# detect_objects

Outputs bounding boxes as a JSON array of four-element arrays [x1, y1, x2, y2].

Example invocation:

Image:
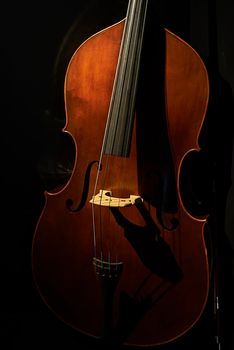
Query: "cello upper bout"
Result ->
[[165, 28, 209, 162]]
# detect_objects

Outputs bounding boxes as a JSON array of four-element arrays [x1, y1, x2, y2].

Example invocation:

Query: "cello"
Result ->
[[32, 0, 210, 347]]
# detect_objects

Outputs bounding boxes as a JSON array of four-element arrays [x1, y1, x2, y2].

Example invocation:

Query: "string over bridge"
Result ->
[[89, 190, 143, 207]]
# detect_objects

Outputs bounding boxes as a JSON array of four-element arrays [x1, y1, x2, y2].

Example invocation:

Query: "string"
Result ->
[[91, 0, 149, 264]]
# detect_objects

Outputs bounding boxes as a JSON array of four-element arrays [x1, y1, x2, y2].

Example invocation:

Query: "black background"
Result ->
[[1, 0, 234, 349]]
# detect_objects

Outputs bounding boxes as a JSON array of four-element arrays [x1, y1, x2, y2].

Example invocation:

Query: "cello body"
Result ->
[[32, 9, 210, 348]]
